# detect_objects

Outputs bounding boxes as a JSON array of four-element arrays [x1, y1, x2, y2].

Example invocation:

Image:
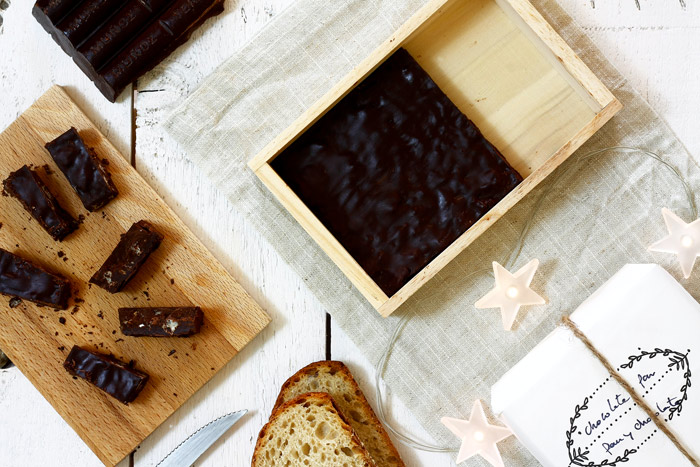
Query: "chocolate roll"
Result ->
[[45, 128, 119, 211], [77, 0, 173, 71], [273, 48, 522, 296], [0, 249, 72, 309], [90, 220, 163, 293], [63, 346, 149, 404], [3, 165, 78, 241], [100, 0, 224, 102], [119, 307, 204, 337]]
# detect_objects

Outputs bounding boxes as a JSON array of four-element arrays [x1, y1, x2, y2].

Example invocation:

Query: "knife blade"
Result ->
[[156, 410, 247, 467]]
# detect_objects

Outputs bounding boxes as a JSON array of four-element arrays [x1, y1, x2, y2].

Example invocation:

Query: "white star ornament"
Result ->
[[441, 400, 513, 467], [474, 259, 545, 330], [648, 208, 700, 279]]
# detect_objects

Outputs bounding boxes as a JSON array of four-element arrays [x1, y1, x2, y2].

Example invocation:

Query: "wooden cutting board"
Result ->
[[0, 86, 270, 466]]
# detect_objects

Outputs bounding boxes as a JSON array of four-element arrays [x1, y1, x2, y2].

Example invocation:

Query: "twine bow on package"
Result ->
[[164, 0, 700, 464]]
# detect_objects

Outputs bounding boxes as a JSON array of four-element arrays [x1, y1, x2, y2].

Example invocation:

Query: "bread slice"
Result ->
[[252, 392, 376, 467], [273, 361, 405, 467]]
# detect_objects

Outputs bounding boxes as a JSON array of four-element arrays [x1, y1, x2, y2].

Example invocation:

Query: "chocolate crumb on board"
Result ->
[[71, 306, 79, 315], [97, 310, 104, 319], [167, 349, 176, 356], [58, 346, 65, 351], [170, 278, 174, 285], [9, 297, 22, 308], [74, 298, 84, 303], [115, 338, 124, 343], [59, 317, 66, 324], [57, 251, 65, 258], [0, 222, 3, 229]]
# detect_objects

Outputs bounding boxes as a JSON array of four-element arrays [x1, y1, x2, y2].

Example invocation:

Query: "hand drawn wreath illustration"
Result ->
[[566, 348, 691, 466]]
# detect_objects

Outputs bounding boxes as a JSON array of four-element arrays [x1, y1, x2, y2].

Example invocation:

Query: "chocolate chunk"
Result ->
[[32, 0, 225, 102], [45, 128, 119, 211], [119, 307, 203, 337], [63, 346, 149, 404], [272, 49, 522, 296], [0, 249, 71, 309], [3, 165, 78, 241], [90, 220, 163, 293]]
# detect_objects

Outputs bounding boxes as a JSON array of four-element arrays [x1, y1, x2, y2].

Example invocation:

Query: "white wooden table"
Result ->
[[0, 1, 698, 465]]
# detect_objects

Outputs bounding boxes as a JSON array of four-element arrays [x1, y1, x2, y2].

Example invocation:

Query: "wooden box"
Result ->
[[248, 0, 621, 317]]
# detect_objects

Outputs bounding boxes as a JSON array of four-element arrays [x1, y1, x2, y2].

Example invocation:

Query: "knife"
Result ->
[[156, 410, 248, 467]]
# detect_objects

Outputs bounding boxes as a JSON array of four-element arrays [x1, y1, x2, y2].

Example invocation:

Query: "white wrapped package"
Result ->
[[492, 264, 699, 467]]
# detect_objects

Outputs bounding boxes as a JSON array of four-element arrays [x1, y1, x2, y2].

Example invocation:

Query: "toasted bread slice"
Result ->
[[274, 361, 405, 467], [253, 392, 376, 467]]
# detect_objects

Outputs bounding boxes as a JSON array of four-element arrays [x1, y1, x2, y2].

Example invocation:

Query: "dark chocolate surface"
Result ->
[[0, 249, 71, 309], [34, 0, 75, 23], [32, 0, 225, 102], [77, 0, 172, 70], [63, 346, 149, 404], [3, 165, 78, 241], [45, 128, 119, 211], [272, 49, 522, 296], [57, 0, 129, 47], [101, 0, 225, 99], [90, 220, 163, 293], [119, 307, 204, 337]]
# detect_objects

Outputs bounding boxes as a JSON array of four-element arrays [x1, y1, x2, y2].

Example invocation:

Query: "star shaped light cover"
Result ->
[[648, 208, 700, 278], [475, 259, 545, 330], [441, 400, 513, 466]]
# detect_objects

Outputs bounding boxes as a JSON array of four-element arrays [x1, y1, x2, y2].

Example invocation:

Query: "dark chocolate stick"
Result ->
[[90, 220, 163, 293], [100, 0, 224, 102], [64, 346, 149, 404], [45, 128, 119, 211], [0, 249, 72, 309], [77, 0, 173, 71], [3, 165, 78, 241], [56, 0, 130, 48], [119, 307, 204, 337]]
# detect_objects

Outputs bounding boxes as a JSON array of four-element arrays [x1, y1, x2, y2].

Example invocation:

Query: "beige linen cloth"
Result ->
[[164, 0, 700, 464]]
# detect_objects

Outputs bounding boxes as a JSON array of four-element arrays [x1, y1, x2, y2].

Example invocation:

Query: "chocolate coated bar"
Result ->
[[273, 49, 523, 296], [90, 220, 163, 293], [63, 346, 149, 404], [3, 165, 78, 241], [119, 307, 204, 337], [0, 249, 72, 309], [45, 128, 119, 211], [33, 0, 225, 102]]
